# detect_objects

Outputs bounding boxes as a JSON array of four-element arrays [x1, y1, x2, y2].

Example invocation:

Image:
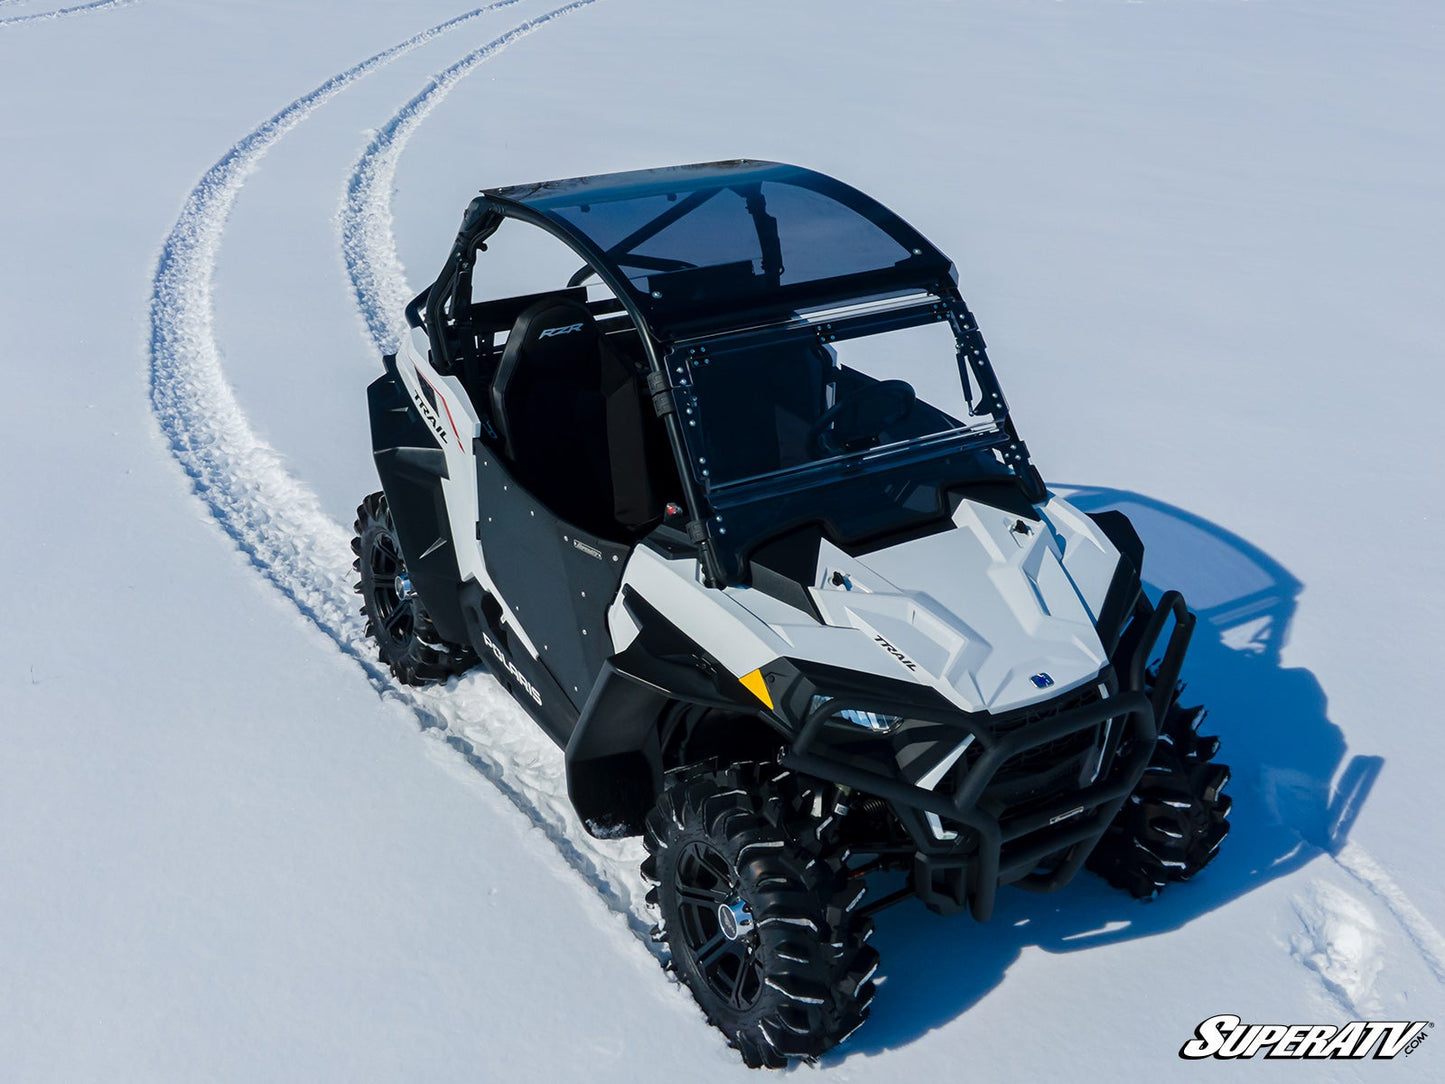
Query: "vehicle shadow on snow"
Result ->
[[832, 485, 1384, 1061]]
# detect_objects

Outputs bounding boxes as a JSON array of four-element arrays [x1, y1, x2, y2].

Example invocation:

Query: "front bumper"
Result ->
[[779, 590, 1196, 919]]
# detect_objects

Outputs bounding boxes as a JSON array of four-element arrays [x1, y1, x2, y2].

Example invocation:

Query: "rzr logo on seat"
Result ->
[[537, 323, 585, 339]]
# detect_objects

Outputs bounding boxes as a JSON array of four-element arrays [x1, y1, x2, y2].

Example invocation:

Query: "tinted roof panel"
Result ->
[[486, 161, 953, 339]]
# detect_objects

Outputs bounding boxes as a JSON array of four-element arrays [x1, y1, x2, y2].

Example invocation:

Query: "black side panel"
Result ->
[[565, 661, 673, 834], [476, 451, 629, 712], [1087, 510, 1144, 575], [1087, 510, 1145, 653], [750, 523, 822, 584], [745, 526, 824, 619], [368, 371, 468, 644], [457, 580, 579, 745]]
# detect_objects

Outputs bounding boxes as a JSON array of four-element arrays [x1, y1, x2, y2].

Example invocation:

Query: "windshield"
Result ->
[[672, 302, 1004, 495], [662, 296, 1031, 583]]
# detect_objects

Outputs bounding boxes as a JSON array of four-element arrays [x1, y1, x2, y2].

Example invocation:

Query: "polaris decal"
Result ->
[[481, 631, 542, 706], [872, 634, 917, 672], [571, 538, 603, 559], [537, 322, 585, 339], [1179, 1015, 1432, 1060]]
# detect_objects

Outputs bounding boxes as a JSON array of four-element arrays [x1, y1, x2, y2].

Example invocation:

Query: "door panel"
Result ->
[[476, 453, 629, 714]]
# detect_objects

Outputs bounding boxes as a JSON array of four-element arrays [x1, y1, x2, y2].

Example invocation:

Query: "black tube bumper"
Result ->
[[779, 590, 1196, 920]]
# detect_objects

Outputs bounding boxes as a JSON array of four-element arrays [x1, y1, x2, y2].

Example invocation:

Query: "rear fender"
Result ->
[[368, 365, 469, 644]]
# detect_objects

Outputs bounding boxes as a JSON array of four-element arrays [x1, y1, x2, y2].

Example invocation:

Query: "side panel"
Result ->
[[475, 452, 629, 712], [391, 337, 490, 608], [564, 661, 672, 834], [567, 588, 786, 835], [367, 369, 468, 644], [1040, 494, 1142, 652], [1037, 494, 1124, 623], [457, 580, 578, 744]]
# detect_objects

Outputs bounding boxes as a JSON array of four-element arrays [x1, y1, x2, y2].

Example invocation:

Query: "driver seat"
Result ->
[[490, 296, 613, 533], [489, 296, 661, 537]]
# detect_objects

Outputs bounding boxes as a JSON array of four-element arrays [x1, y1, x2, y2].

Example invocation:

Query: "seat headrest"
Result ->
[[512, 298, 598, 367], [490, 296, 601, 459]]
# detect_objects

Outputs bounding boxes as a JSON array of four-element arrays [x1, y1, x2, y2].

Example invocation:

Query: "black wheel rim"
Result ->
[[673, 841, 763, 1011], [368, 528, 415, 645]]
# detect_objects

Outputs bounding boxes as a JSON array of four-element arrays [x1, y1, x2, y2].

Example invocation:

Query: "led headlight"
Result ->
[[809, 695, 904, 734]]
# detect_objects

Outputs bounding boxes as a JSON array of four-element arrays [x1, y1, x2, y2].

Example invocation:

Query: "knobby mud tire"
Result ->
[[352, 491, 477, 686], [1087, 683, 1231, 899], [642, 764, 878, 1068]]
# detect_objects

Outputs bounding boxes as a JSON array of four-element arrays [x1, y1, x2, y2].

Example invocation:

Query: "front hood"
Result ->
[[805, 499, 1108, 714]]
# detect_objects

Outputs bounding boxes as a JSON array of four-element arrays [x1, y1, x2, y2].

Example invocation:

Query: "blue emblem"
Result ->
[[1030, 673, 1055, 689]]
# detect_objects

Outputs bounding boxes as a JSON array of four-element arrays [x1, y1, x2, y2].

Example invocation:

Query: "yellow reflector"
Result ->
[[739, 668, 774, 710]]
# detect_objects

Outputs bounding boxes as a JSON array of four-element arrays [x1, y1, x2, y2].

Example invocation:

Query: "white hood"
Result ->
[[804, 499, 1109, 714]]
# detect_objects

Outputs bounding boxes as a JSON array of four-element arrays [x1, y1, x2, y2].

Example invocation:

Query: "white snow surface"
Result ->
[[2, 0, 1443, 1079]]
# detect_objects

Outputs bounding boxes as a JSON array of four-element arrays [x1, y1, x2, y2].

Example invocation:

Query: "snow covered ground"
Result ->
[[2, 0, 1442, 1078]]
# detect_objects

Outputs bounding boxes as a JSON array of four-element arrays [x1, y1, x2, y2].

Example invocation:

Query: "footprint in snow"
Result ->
[[1289, 882, 1383, 1017]]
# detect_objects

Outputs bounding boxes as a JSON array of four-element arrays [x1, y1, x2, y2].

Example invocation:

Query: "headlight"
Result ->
[[809, 695, 904, 734]]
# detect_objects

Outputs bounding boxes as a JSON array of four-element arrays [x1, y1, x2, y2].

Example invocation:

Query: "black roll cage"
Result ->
[[565, 180, 785, 290], [415, 183, 1045, 587]]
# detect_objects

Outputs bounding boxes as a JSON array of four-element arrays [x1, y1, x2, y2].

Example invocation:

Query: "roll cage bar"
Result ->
[[563, 181, 785, 291], [411, 163, 1046, 586]]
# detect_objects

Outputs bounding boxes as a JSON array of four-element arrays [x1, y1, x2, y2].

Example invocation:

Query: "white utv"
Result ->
[[354, 161, 1230, 1066]]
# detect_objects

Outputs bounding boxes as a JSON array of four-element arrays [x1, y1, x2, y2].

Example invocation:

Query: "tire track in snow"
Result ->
[[149, 1, 527, 663], [1332, 841, 1445, 986], [337, 0, 658, 946], [340, 0, 599, 355], [1283, 845, 1445, 1013], [147, 0, 652, 947], [330, 0, 658, 942], [0, 0, 136, 27]]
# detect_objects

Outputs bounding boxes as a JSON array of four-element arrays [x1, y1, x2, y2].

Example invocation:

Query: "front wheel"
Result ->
[[1086, 682, 1231, 898], [352, 491, 477, 686], [642, 765, 877, 1068]]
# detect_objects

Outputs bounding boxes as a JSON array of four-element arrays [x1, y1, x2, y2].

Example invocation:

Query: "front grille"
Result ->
[[994, 729, 1095, 781], [936, 683, 1109, 815]]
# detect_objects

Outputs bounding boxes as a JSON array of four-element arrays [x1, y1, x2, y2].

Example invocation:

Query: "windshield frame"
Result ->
[[664, 293, 1008, 502], [656, 287, 1044, 582]]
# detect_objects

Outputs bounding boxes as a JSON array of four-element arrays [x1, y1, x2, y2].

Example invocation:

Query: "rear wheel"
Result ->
[[642, 765, 877, 1068], [1086, 682, 1231, 898], [352, 491, 476, 686]]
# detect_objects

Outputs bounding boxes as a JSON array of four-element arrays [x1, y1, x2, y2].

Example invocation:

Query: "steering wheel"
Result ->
[[807, 379, 916, 456]]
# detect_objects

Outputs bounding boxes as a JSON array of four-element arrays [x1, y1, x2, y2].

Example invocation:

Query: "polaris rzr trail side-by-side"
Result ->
[[354, 160, 1230, 1066]]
